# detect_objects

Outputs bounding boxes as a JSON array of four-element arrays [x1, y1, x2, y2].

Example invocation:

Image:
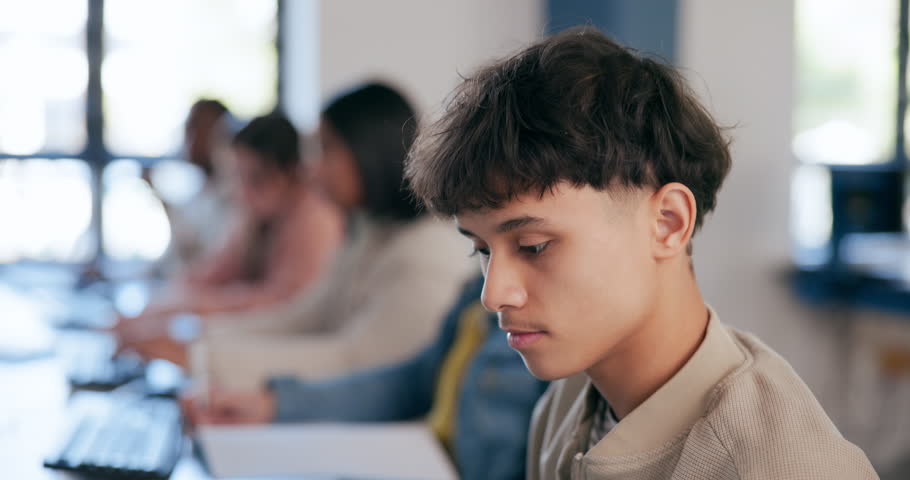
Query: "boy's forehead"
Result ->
[[454, 190, 556, 224], [453, 184, 646, 233], [455, 186, 596, 224]]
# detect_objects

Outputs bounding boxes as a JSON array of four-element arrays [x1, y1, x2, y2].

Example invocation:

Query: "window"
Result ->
[[0, 0, 280, 264], [794, 0, 900, 167], [792, 0, 908, 268], [0, 1, 88, 156], [103, 0, 278, 157], [0, 158, 94, 263]]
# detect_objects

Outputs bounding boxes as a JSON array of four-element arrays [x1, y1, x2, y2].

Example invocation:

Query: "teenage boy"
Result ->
[[405, 27, 877, 479]]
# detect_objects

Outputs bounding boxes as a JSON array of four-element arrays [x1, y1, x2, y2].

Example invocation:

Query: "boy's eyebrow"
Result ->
[[457, 215, 547, 238], [496, 215, 546, 233]]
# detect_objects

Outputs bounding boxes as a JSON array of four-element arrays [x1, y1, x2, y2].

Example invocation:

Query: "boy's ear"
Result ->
[[650, 182, 697, 260]]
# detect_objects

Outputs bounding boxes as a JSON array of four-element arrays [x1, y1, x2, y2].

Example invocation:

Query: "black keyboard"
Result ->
[[71, 353, 146, 389], [57, 331, 146, 389], [44, 392, 183, 479]]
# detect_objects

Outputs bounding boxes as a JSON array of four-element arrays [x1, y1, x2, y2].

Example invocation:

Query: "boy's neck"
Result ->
[[586, 271, 709, 420]]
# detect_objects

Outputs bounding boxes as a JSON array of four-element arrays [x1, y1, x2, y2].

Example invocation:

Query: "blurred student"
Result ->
[[185, 276, 547, 480], [134, 83, 474, 385], [404, 28, 878, 479], [162, 99, 234, 272], [116, 113, 344, 353]]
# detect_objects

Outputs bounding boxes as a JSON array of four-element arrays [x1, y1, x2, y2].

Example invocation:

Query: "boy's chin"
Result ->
[[522, 357, 582, 381]]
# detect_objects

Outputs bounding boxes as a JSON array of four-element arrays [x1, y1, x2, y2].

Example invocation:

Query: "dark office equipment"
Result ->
[[43, 393, 183, 479], [828, 166, 905, 267], [790, 166, 910, 315]]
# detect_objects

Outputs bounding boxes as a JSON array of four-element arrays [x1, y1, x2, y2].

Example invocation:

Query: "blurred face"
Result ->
[[455, 183, 660, 381], [314, 122, 364, 210], [229, 145, 292, 218], [184, 108, 221, 170]]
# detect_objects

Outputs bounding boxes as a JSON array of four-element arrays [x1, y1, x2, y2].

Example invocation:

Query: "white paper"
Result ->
[[197, 422, 457, 480]]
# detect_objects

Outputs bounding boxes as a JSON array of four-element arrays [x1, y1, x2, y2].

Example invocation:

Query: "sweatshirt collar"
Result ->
[[582, 306, 747, 458]]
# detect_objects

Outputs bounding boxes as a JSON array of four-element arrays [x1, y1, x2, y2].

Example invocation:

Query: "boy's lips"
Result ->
[[501, 323, 548, 349], [502, 326, 545, 334], [505, 330, 546, 349]]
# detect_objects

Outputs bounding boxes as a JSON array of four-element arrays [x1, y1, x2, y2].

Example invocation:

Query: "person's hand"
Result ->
[[125, 335, 189, 368], [181, 388, 276, 426], [111, 312, 169, 352], [110, 313, 139, 341]]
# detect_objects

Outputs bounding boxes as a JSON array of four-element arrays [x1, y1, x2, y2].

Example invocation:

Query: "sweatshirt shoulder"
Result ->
[[706, 329, 878, 479]]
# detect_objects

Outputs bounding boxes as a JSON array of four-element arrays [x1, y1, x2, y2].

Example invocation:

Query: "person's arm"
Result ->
[[196, 219, 475, 388], [193, 249, 345, 340], [183, 339, 444, 426], [199, 259, 472, 389], [265, 309, 460, 422], [118, 215, 252, 329], [185, 277, 481, 426], [181, 215, 252, 288], [177, 192, 344, 315], [112, 215, 253, 342]]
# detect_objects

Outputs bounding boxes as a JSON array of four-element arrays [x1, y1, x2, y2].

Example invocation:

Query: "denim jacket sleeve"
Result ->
[[266, 276, 485, 423]]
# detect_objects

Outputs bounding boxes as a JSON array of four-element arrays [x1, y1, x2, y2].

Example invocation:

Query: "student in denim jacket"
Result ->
[[185, 276, 547, 480]]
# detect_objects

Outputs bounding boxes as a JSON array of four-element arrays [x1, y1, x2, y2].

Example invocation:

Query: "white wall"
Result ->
[[679, 0, 794, 265], [284, 0, 544, 130], [679, 1, 798, 342]]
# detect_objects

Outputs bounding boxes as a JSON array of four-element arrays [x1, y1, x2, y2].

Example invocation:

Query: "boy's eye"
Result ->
[[519, 241, 550, 255]]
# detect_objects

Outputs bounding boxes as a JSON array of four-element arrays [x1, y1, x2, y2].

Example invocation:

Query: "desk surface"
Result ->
[[0, 272, 346, 480], [0, 271, 211, 479], [0, 356, 214, 479]]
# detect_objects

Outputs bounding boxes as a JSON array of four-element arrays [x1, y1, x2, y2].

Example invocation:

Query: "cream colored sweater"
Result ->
[[190, 214, 476, 390], [527, 310, 878, 479]]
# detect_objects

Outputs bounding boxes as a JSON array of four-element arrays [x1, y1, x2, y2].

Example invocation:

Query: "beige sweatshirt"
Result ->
[[190, 214, 476, 390], [528, 310, 878, 479]]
